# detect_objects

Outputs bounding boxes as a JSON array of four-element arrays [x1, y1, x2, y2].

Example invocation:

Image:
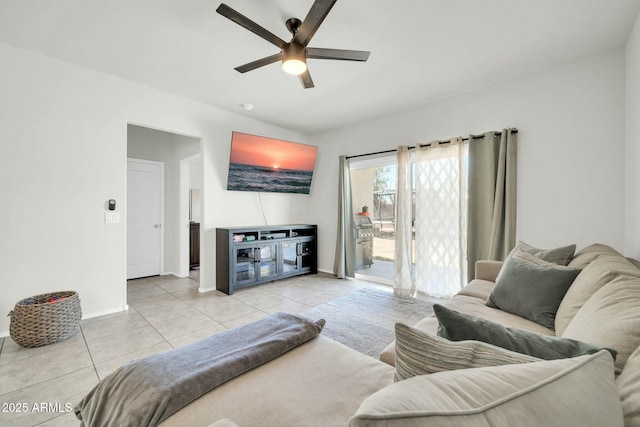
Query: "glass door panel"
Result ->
[[350, 161, 400, 283], [281, 241, 299, 275], [257, 243, 278, 279], [235, 247, 256, 283]]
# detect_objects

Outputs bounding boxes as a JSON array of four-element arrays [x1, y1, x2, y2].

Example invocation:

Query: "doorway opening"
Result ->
[[127, 124, 202, 284], [350, 155, 412, 285]]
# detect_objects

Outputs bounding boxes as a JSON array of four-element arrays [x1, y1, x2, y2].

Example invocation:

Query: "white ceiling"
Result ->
[[1, 0, 639, 135]]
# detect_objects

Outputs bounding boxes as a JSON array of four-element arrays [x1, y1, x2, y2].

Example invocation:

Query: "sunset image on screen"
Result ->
[[229, 132, 317, 172], [226, 132, 318, 194]]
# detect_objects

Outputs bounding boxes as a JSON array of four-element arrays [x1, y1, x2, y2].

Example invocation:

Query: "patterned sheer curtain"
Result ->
[[414, 138, 468, 297], [393, 146, 416, 296]]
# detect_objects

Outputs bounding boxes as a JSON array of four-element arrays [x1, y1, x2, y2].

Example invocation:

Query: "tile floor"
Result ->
[[0, 272, 390, 426]]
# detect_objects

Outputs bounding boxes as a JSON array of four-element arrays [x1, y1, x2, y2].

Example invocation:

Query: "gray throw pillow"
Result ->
[[486, 252, 581, 329], [434, 304, 617, 361], [508, 241, 577, 265]]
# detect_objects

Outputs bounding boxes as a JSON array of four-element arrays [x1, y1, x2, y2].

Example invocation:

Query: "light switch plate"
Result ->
[[105, 212, 120, 224]]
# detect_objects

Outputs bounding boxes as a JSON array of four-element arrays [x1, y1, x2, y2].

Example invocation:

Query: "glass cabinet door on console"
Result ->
[[235, 247, 256, 284], [281, 237, 316, 276], [299, 237, 315, 272], [281, 241, 300, 275], [256, 243, 278, 280], [234, 243, 279, 286]]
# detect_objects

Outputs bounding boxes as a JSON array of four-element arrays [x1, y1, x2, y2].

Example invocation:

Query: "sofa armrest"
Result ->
[[475, 260, 504, 282]]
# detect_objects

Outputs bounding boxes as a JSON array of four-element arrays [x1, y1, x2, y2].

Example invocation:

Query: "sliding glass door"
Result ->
[[350, 155, 409, 283]]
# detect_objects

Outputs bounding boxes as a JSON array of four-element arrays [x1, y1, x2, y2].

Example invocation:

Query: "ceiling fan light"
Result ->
[[282, 43, 307, 75], [282, 58, 307, 75]]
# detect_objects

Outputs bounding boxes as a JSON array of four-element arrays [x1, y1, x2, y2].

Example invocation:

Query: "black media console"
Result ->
[[216, 224, 317, 295]]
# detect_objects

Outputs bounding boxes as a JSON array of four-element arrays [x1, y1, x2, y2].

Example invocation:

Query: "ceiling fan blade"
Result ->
[[307, 47, 370, 62], [299, 69, 315, 89], [293, 0, 337, 47], [216, 3, 287, 49], [234, 53, 282, 73]]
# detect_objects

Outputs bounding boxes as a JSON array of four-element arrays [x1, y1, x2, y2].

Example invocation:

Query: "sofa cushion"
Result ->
[[446, 294, 554, 335], [509, 241, 576, 265], [616, 344, 640, 427], [161, 336, 394, 427], [456, 279, 494, 300], [350, 351, 623, 427], [207, 420, 240, 427], [486, 253, 581, 329], [394, 322, 539, 381], [380, 280, 555, 367], [434, 304, 615, 360], [555, 253, 640, 335], [562, 274, 640, 374], [567, 243, 622, 269]]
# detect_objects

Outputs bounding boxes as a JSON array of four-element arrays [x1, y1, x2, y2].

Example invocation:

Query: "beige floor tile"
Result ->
[[80, 311, 148, 342], [193, 298, 264, 324], [126, 291, 180, 310], [79, 306, 141, 326], [93, 342, 174, 380], [170, 287, 227, 302], [126, 282, 168, 297], [156, 278, 199, 293], [0, 331, 85, 363], [220, 310, 270, 329], [0, 366, 97, 427], [133, 299, 194, 319], [266, 286, 339, 306], [142, 312, 224, 341], [259, 299, 313, 315], [0, 333, 92, 395], [232, 288, 296, 309], [34, 410, 80, 426], [168, 324, 228, 349], [84, 324, 166, 364]]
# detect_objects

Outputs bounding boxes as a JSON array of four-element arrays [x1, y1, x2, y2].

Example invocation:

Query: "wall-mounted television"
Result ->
[[226, 131, 318, 194]]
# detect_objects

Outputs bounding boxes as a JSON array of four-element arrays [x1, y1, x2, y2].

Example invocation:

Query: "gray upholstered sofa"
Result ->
[[144, 244, 640, 426]]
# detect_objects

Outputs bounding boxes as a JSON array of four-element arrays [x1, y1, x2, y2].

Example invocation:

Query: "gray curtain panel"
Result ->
[[467, 129, 517, 280], [334, 155, 356, 278]]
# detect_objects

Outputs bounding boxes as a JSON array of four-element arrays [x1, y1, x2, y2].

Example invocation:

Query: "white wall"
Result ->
[[0, 42, 311, 335], [625, 13, 640, 258], [310, 49, 626, 272], [127, 125, 200, 276]]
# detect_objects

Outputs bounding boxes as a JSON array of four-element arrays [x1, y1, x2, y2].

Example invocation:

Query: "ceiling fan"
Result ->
[[216, 0, 370, 89]]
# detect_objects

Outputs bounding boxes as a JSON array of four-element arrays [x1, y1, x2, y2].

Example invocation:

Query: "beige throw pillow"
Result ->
[[394, 323, 538, 382], [555, 254, 640, 335], [562, 274, 640, 374], [350, 351, 622, 427], [617, 344, 640, 427], [508, 241, 576, 265], [567, 243, 622, 269]]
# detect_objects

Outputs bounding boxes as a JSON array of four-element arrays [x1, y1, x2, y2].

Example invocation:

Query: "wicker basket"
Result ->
[[8, 291, 82, 348]]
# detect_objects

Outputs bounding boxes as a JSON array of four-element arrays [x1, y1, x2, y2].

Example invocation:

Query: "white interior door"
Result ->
[[127, 159, 163, 279]]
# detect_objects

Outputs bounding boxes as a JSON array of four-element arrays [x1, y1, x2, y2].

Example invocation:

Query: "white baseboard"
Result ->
[[0, 306, 129, 338], [162, 271, 188, 279], [82, 305, 129, 321]]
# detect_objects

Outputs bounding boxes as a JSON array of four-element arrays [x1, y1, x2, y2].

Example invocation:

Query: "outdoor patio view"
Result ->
[[351, 162, 414, 283]]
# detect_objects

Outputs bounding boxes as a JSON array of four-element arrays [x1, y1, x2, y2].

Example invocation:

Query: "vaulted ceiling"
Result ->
[[1, 0, 639, 135]]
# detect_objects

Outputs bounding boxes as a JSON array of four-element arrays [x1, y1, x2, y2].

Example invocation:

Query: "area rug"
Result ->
[[302, 288, 434, 358]]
